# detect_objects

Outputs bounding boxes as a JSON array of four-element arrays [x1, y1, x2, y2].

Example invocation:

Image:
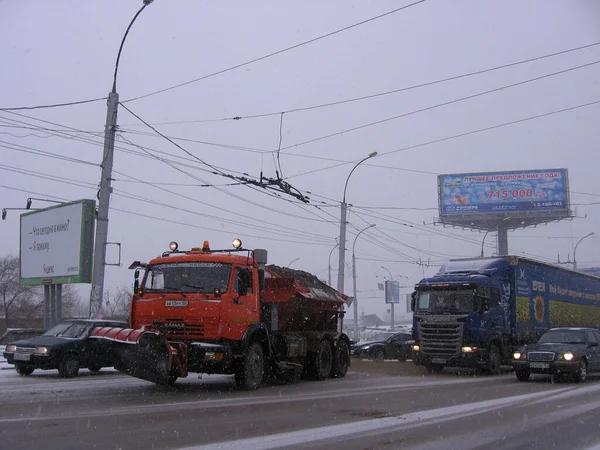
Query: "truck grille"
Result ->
[[418, 322, 463, 357], [148, 317, 219, 339], [527, 352, 555, 362]]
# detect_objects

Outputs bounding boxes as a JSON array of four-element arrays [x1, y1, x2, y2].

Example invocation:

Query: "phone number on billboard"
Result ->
[[533, 201, 564, 208]]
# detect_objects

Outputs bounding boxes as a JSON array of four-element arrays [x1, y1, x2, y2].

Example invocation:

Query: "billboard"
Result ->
[[385, 280, 400, 304], [438, 169, 569, 218], [20, 199, 96, 286]]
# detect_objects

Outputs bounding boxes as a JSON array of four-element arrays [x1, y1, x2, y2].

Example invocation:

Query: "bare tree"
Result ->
[[102, 286, 132, 319], [0, 255, 38, 328]]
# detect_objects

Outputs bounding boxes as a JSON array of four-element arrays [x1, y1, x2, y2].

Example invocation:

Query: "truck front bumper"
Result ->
[[187, 342, 234, 374], [413, 349, 488, 369]]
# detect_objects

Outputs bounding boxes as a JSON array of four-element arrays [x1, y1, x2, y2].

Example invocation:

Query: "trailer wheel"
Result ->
[[235, 342, 264, 390], [331, 340, 350, 378]]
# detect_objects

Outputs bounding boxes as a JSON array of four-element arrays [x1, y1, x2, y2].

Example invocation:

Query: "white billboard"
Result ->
[[20, 199, 95, 285]]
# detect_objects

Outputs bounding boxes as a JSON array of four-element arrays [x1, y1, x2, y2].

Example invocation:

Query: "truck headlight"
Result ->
[[412, 344, 420, 352], [35, 346, 49, 355], [513, 352, 524, 360], [563, 352, 574, 361], [461, 346, 478, 353], [5, 345, 16, 353]]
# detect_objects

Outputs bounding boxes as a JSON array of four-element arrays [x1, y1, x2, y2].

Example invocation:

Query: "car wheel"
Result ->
[[515, 370, 530, 382], [15, 363, 34, 376], [58, 354, 80, 378], [88, 365, 102, 373], [331, 339, 350, 378], [372, 349, 385, 363], [575, 359, 587, 383]]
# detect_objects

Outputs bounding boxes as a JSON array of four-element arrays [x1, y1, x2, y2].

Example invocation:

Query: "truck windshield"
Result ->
[[144, 262, 231, 294], [416, 289, 474, 314]]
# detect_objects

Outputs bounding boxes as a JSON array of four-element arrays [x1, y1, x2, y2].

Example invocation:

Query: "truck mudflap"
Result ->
[[90, 327, 187, 385]]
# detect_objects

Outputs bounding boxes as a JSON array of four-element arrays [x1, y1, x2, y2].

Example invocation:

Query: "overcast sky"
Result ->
[[1, 0, 599, 320]]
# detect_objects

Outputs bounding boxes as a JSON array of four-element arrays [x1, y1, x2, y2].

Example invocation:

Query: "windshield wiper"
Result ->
[[182, 284, 209, 298], [161, 286, 187, 297]]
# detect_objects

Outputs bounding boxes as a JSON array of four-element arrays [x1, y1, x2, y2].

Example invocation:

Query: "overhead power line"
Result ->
[[0, 97, 106, 112], [130, 40, 600, 126], [286, 98, 600, 180], [123, 1, 427, 103], [279, 59, 600, 153]]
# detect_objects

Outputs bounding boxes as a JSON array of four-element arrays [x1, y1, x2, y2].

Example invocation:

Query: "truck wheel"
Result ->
[[15, 363, 34, 376], [426, 364, 444, 374], [58, 354, 80, 378], [483, 344, 502, 375], [575, 359, 587, 383], [372, 348, 385, 363], [310, 340, 333, 380], [331, 340, 350, 378], [515, 370, 530, 382], [235, 342, 264, 390]]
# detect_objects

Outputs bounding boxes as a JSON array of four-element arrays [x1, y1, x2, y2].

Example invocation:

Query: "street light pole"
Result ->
[[337, 152, 377, 295], [352, 224, 375, 342], [89, 0, 154, 318], [328, 241, 339, 287], [381, 265, 394, 329], [573, 232, 594, 270], [287, 257, 300, 268]]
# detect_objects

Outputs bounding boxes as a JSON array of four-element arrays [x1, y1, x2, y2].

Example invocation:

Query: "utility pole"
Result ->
[[337, 152, 377, 295], [89, 1, 154, 318], [381, 266, 394, 329]]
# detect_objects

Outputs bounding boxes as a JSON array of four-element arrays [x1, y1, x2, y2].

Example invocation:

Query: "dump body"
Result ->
[[411, 256, 600, 372], [92, 245, 350, 387]]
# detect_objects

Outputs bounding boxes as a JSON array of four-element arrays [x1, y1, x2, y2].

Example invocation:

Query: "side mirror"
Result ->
[[133, 269, 140, 292], [410, 292, 416, 312]]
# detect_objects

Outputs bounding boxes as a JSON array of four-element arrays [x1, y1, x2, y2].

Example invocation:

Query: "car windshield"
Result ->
[[538, 330, 587, 345], [415, 289, 474, 314], [43, 322, 92, 338], [367, 333, 394, 342], [143, 262, 231, 293]]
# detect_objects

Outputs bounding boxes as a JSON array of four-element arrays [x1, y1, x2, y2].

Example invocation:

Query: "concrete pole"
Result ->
[[89, 91, 119, 318], [336, 201, 348, 294], [381, 266, 394, 329], [89, 1, 153, 318], [352, 252, 358, 341]]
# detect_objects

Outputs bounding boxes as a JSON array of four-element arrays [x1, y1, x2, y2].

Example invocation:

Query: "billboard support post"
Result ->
[[498, 226, 508, 256]]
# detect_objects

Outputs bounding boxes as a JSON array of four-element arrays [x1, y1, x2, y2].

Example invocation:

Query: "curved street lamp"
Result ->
[[352, 224, 375, 341], [573, 232, 594, 270], [328, 241, 339, 287], [337, 152, 377, 295], [287, 257, 300, 268], [90, 0, 155, 318]]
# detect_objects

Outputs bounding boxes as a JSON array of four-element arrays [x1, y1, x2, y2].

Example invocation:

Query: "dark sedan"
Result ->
[[3, 319, 129, 378], [351, 332, 414, 362], [512, 327, 600, 382]]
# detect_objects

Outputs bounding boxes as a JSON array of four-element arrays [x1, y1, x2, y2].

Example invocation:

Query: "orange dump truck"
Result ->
[[91, 239, 350, 389]]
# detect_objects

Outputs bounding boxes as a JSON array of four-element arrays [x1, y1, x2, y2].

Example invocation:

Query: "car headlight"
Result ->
[[461, 346, 478, 353], [513, 352, 526, 360], [5, 344, 16, 353], [361, 345, 371, 351], [412, 344, 420, 352], [35, 346, 49, 355], [562, 351, 574, 361]]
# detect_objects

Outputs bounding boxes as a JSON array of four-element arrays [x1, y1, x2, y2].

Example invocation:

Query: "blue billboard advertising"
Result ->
[[438, 169, 569, 217]]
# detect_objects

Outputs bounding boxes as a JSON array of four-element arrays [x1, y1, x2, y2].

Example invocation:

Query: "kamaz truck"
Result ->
[[91, 239, 351, 389], [410, 256, 600, 374]]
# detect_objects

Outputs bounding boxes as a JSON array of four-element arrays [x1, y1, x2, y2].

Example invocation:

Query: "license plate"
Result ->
[[432, 358, 447, 364], [165, 300, 188, 307], [530, 362, 550, 369], [14, 353, 31, 361]]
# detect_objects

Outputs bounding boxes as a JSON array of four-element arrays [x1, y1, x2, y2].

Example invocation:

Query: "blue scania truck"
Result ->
[[411, 256, 600, 373]]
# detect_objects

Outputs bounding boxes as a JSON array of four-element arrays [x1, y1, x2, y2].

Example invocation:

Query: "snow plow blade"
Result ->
[[90, 327, 174, 385]]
